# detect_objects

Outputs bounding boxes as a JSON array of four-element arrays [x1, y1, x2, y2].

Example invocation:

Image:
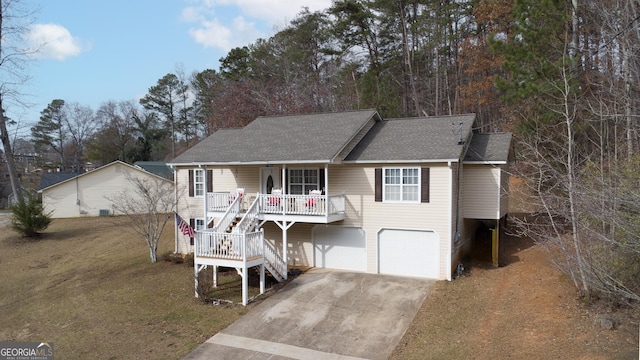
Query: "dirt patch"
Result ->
[[391, 234, 639, 360]]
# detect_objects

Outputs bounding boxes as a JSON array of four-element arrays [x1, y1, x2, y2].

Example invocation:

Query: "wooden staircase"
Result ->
[[221, 198, 287, 282], [194, 192, 291, 305]]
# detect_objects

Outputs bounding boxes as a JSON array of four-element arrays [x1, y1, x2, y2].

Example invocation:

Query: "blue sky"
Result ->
[[10, 0, 332, 137]]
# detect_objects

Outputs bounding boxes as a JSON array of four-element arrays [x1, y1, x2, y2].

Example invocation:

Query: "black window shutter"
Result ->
[[421, 168, 430, 203], [189, 218, 195, 245], [206, 170, 213, 193], [188, 170, 194, 197], [284, 170, 288, 193], [319, 168, 325, 193], [375, 168, 382, 202]]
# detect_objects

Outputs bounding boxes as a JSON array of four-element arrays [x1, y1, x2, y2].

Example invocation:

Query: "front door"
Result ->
[[260, 167, 281, 194]]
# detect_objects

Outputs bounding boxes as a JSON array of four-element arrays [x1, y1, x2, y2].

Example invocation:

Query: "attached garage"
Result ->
[[378, 229, 440, 279], [313, 226, 367, 272]]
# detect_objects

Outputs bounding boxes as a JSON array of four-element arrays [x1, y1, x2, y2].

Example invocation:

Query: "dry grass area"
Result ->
[[0, 216, 256, 359], [2, 212, 639, 359], [391, 235, 640, 360]]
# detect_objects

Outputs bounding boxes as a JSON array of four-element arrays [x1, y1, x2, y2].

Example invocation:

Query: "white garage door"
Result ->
[[378, 229, 440, 279], [314, 226, 366, 272]]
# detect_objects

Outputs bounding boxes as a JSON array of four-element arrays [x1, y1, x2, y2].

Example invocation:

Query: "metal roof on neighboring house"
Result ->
[[344, 114, 476, 162], [170, 109, 381, 165], [463, 133, 513, 163]]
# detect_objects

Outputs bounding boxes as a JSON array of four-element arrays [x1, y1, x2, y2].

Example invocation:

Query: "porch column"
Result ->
[[492, 219, 501, 268], [241, 265, 249, 306], [281, 165, 286, 195], [283, 223, 288, 279], [324, 164, 328, 194], [282, 165, 288, 278], [260, 263, 265, 294], [202, 165, 207, 228]]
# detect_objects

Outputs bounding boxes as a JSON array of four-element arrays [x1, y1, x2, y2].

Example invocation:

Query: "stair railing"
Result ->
[[213, 193, 242, 233], [263, 241, 287, 281], [233, 194, 260, 234]]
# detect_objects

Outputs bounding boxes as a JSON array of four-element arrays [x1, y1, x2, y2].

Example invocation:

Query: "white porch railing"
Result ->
[[233, 196, 260, 234], [257, 193, 345, 216], [195, 229, 264, 260], [208, 192, 346, 218], [207, 192, 236, 212], [263, 241, 286, 281], [213, 194, 242, 233]]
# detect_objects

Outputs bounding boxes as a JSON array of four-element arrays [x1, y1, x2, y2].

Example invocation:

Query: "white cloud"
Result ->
[[232, 0, 332, 24], [26, 23, 89, 61], [182, 0, 332, 51], [188, 18, 233, 50], [188, 16, 260, 51]]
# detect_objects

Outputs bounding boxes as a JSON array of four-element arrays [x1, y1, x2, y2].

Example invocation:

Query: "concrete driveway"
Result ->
[[184, 269, 434, 360]]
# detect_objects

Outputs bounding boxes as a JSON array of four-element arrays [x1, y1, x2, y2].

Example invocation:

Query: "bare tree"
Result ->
[[64, 102, 96, 172], [0, 0, 36, 201], [108, 172, 175, 263]]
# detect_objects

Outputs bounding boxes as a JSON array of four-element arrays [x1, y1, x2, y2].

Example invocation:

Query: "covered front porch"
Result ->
[[194, 185, 346, 305], [206, 192, 347, 223]]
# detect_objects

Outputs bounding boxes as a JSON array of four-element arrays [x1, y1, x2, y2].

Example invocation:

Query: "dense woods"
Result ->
[[21, 0, 640, 305]]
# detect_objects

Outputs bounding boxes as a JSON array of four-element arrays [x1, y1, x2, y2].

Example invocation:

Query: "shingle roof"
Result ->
[[39, 172, 78, 190], [170, 109, 380, 164], [134, 161, 174, 180], [464, 133, 513, 163], [344, 114, 476, 162]]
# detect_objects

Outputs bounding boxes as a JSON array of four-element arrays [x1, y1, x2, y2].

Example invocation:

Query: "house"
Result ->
[[39, 160, 174, 218], [169, 109, 512, 305]]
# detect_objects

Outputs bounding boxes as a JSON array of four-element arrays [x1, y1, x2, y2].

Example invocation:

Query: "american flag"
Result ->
[[175, 214, 195, 237]]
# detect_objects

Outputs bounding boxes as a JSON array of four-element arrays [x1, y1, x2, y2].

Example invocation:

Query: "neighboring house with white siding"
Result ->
[[39, 160, 173, 218], [169, 109, 512, 305]]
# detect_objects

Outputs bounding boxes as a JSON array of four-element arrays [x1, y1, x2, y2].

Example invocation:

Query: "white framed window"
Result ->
[[195, 218, 205, 231], [194, 169, 205, 197], [289, 168, 319, 195], [384, 167, 420, 202]]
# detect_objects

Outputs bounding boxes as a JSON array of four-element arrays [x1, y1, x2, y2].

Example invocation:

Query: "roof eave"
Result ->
[[342, 158, 460, 164], [169, 159, 333, 167], [463, 160, 508, 165]]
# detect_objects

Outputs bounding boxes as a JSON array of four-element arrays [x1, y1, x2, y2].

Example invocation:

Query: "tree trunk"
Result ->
[[0, 97, 21, 202], [399, 3, 420, 116], [149, 241, 157, 263], [561, 65, 590, 295]]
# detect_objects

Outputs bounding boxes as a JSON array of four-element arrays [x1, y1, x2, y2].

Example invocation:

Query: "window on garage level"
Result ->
[[195, 218, 205, 230]]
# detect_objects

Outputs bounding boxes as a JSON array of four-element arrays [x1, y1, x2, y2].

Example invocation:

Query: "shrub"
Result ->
[[10, 195, 52, 237]]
